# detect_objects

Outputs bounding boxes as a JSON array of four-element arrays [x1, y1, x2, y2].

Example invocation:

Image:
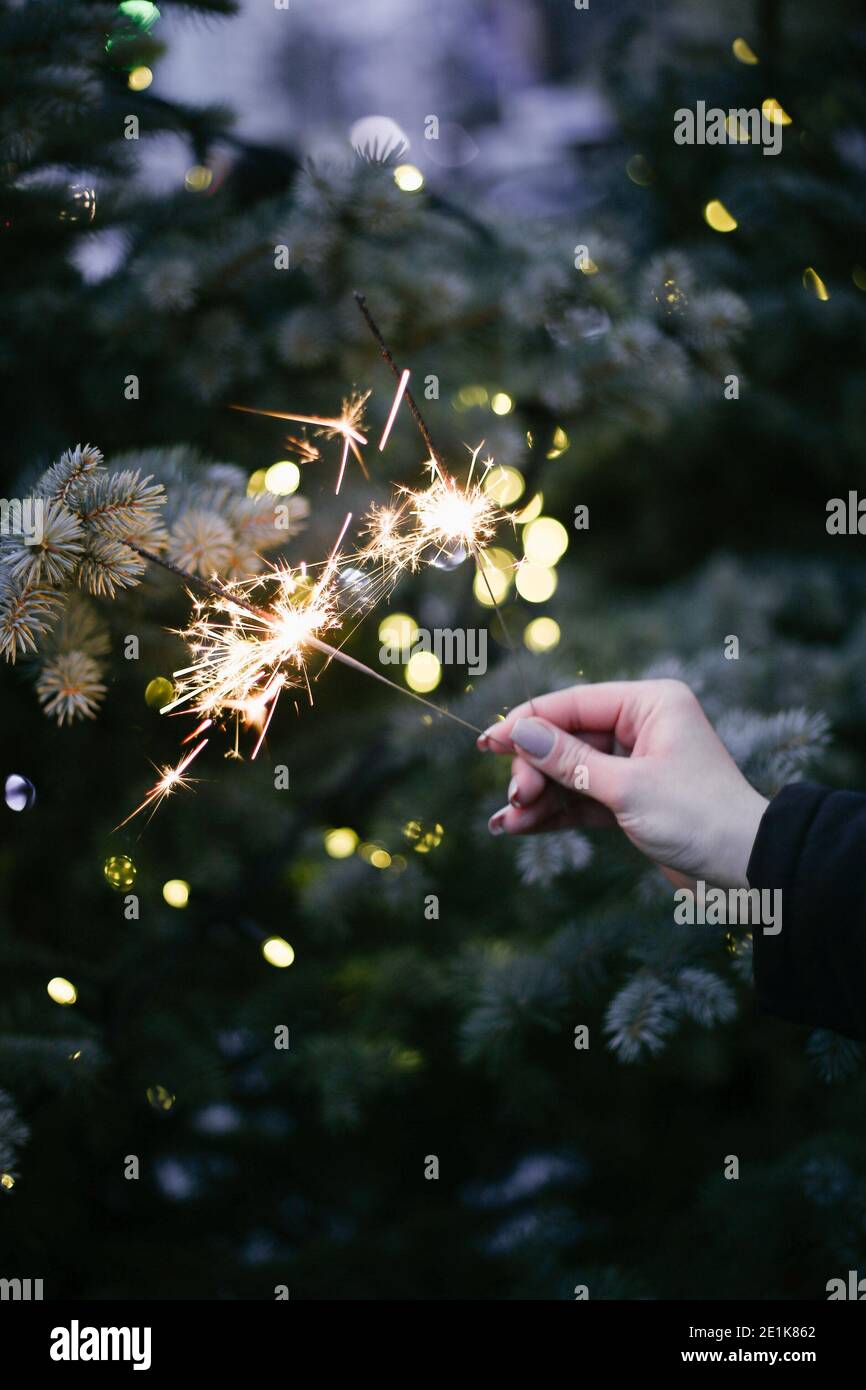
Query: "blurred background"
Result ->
[[2, 0, 866, 1299]]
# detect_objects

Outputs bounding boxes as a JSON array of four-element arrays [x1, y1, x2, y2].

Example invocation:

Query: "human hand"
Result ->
[[477, 679, 769, 890]]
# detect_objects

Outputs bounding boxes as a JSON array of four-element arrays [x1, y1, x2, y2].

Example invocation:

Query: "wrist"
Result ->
[[721, 787, 770, 889]]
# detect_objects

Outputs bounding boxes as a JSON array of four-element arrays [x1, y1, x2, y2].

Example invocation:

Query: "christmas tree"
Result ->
[[1, 0, 864, 1300]]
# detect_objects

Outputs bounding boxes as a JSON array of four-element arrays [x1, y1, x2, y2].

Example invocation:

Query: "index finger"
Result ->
[[477, 680, 641, 753]]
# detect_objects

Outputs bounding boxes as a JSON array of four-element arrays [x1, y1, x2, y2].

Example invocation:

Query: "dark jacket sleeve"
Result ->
[[747, 782, 866, 1040]]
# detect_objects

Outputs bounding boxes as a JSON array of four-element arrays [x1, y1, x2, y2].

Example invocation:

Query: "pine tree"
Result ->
[[1, 0, 864, 1301]]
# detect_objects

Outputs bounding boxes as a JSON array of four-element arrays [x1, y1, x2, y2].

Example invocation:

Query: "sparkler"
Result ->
[[121, 536, 483, 828], [122, 292, 524, 828], [356, 459, 506, 582]]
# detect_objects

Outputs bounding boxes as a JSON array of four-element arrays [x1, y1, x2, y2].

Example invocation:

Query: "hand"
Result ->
[[477, 679, 769, 890]]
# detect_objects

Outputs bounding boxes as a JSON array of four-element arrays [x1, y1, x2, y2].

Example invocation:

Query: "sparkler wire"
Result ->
[[353, 291, 446, 474], [352, 294, 536, 721]]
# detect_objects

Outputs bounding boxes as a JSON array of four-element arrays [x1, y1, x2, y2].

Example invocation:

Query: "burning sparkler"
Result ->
[[122, 292, 520, 828], [357, 463, 507, 583]]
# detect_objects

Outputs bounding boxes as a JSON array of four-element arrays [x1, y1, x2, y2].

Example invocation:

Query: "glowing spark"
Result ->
[[162, 565, 343, 727], [117, 738, 209, 829], [231, 395, 371, 491], [379, 369, 410, 451], [283, 433, 321, 466], [356, 460, 506, 583]]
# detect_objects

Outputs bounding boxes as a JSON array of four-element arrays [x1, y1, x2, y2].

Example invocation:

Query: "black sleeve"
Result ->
[[747, 782, 866, 1041]]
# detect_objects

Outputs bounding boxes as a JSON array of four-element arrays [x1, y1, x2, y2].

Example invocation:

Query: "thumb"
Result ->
[[510, 716, 627, 810]]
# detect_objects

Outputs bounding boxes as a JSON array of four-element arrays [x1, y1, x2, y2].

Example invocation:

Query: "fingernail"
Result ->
[[511, 717, 555, 759], [488, 808, 508, 836], [507, 777, 521, 807], [478, 723, 503, 751]]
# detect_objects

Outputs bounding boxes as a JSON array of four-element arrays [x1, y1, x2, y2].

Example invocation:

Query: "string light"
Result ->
[[162, 879, 190, 908], [262, 936, 295, 968], [324, 828, 358, 858], [184, 165, 213, 193], [394, 164, 424, 192], [524, 617, 561, 652], [406, 650, 441, 692], [522, 517, 569, 566], [762, 98, 792, 126], [704, 199, 738, 233], [47, 977, 77, 1006], [264, 461, 301, 495], [128, 66, 153, 91], [515, 563, 557, 603], [803, 267, 830, 301]]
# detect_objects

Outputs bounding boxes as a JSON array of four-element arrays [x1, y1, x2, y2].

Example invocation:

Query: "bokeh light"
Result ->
[[359, 842, 392, 869], [454, 384, 488, 409], [264, 460, 301, 495], [762, 97, 792, 126], [324, 827, 358, 859], [546, 427, 570, 458], [490, 391, 514, 416], [47, 977, 77, 1006], [185, 165, 213, 193], [145, 676, 174, 710], [732, 37, 759, 64], [262, 936, 295, 968], [128, 66, 153, 91], [120, 1, 161, 26], [524, 617, 561, 652], [703, 199, 738, 233], [802, 267, 830, 301], [403, 820, 444, 853], [103, 854, 136, 890], [378, 612, 418, 647], [162, 879, 190, 908], [394, 164, 424, 192], [482, 465, 524, 506], [473, 565, 510, 606], [4, 774, 35, 812], [626, 154, 653, 186], [146, 1085, 175, 1111], [515, 563, 558, 603], [405, 651, 441, 692], [523, 516, 568, 566], [513, 492, 543, 524]]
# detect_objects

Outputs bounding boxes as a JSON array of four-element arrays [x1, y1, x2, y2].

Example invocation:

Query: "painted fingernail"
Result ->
[[488, 808, 508, 836], [507, 777, 521, 807], [511, 717, 555, 759]]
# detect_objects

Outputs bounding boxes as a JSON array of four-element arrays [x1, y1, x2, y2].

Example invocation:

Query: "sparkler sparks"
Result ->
[[356, 446, 507, 583], [378, 368, 410, 451], [122, 292, 521, 829], [162, 562, 344, 727], [116, 737, 209, 829], [231, 394, 371, 493]]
